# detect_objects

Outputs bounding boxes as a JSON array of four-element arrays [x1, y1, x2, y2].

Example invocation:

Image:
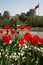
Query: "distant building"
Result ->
[[26, 9, 36, 18], [26, 11, 30, 16]]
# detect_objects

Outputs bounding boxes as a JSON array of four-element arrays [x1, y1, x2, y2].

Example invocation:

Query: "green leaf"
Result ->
[[26, 53, 31, 65]]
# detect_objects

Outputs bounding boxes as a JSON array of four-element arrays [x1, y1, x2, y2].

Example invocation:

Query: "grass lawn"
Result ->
[[31, 27, 43, 30]]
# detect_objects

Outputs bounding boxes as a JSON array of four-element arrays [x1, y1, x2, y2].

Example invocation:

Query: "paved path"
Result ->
[[0, 29, 43, 39]]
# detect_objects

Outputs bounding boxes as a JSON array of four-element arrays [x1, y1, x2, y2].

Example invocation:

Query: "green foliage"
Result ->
[[19, 13, 27, 22], [0, 34, 43, 65], [0, 11, 43, 27], [3, 11, 10, 19]]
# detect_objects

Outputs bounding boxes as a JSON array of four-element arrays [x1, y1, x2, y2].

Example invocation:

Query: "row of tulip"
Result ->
[[1, 24, 31, 29], [0, 25, 31, 35], [4, 25, 31, 30], [1, 32, 43, 45]]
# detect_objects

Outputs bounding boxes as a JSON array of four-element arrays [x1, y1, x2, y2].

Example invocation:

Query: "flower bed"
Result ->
[[0, 31, 43, 65], [0, 25, 43, 65]]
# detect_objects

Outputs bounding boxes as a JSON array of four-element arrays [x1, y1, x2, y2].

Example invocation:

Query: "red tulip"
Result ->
[[11, 29, 16, 35], [32, 35, 42, 45], [0, 30, 3, 34], [18, 39, 24, 45], [24, 32, 32, 42], [2, 34, 11, 44], [26, 26, 31, 30], [18, 25, 25, 30], [4, 25, 11, 30], [39, 38, 43, 44]]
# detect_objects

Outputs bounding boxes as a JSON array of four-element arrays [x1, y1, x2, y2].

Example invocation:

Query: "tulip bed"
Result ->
[[0, 25, 43, 65], [0, 32, 43, 65]]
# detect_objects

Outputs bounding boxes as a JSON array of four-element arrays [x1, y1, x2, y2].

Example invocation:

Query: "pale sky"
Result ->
[[0, 0, 43, 16]]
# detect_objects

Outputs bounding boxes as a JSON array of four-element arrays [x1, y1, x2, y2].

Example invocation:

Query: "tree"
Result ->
[[3, 11, 10, 19], [0, 13, 2, 19], [19, 13, 26, 22], [0, 13, 2, 16]]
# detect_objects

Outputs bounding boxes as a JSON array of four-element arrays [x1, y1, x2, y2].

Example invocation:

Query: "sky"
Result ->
[[0, 0, 43, 16]]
